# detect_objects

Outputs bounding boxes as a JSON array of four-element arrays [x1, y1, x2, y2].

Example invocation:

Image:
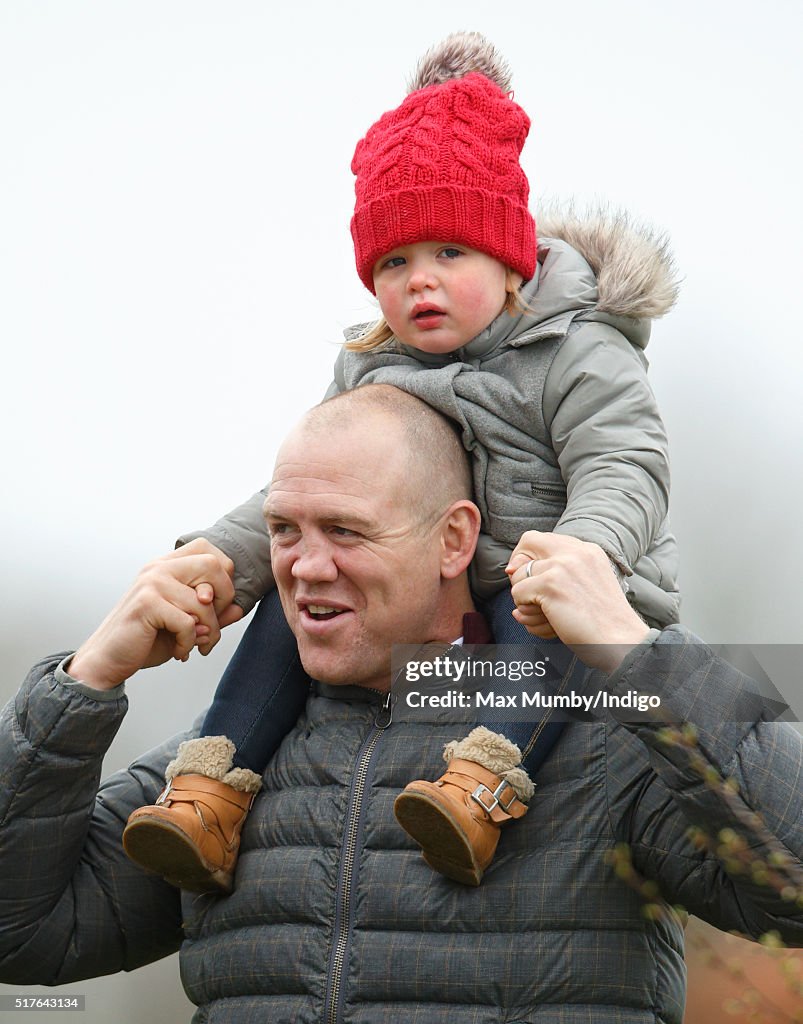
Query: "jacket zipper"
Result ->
[[530, 481, 566, 500], [324, 691, 393, 1024]]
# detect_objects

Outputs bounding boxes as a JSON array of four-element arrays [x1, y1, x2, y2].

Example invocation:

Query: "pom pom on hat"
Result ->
[[407, 30, 513, 94], [351, 32, 536, 293]]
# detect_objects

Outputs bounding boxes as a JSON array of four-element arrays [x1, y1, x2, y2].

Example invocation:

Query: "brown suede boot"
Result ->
[[122, 736, 262, 894], [393, 727, 534, 886]]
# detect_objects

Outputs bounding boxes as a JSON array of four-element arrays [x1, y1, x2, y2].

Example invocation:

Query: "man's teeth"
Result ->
[[308, 605, 341, 617]]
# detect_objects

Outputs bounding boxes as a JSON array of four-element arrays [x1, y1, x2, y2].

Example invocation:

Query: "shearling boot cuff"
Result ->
[[165, 736, 262, 794], [221, 767, 263, 795], [443, 726, 534, 802]]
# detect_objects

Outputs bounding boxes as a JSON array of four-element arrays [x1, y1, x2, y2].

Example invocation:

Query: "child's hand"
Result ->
[[194, 582, 244, 654]]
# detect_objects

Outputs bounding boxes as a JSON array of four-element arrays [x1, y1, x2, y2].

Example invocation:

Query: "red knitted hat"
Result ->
[[350, 50, 536, 294]]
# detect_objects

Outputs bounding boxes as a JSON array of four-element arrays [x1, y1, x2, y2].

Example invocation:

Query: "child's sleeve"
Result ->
[[542, 322, 670, 576], [176, 488, 273, 614]]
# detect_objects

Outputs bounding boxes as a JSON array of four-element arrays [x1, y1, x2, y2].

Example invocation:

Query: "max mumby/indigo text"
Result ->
[[404, 688, 661, 713]]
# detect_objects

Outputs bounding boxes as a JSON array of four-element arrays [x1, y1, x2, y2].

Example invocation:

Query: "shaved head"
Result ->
[[298, 384, 473, 522]]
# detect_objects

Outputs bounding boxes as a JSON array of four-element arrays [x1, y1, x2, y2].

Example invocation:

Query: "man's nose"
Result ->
[[290, 537, 339, 583]]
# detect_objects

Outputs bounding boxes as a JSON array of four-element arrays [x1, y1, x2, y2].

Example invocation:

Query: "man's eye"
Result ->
[[331, 526, 355, 537], [268, 523, 290, 537]]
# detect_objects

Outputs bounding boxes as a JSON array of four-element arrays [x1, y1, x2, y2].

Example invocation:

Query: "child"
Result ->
[[121, 31, 680, 892]]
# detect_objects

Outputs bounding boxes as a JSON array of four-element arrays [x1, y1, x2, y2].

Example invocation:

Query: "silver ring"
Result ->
[[524, 559, 535, 578]]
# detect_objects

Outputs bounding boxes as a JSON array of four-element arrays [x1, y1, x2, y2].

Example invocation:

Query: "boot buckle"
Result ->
[[155, 779, 173, 805], [471, 779, 517, 815]]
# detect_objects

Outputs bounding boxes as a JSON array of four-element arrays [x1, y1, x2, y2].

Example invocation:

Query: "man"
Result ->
[[0, 386, 801, 1024]]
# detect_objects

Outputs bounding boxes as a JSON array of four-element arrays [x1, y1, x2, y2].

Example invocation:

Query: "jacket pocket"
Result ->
[[513, 478, 567, 503]]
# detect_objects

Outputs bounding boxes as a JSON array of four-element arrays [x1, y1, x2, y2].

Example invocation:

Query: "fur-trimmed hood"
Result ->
[[538, 203, 680, 321], [426, 203, 682, 361]]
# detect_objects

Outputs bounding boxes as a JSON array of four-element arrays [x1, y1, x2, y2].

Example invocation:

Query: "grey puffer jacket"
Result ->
[[184, 210, 681, 627], [1, 630, 802, 1022]]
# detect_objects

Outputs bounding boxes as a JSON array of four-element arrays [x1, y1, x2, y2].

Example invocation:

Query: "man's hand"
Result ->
[[506, 532, 650, 673], [68, 539, 239, 691]]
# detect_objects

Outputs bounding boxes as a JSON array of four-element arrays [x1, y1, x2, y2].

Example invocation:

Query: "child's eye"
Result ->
[[440, 247, 462, 259], [383, 256, 406, 269]]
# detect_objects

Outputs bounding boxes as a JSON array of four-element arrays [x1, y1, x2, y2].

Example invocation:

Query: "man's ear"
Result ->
[[439, 500, 482, 579]]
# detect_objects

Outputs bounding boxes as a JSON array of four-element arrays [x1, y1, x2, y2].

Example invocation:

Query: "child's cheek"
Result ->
[[375, 283, 401, 326], [456, 278, 497, 319]]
